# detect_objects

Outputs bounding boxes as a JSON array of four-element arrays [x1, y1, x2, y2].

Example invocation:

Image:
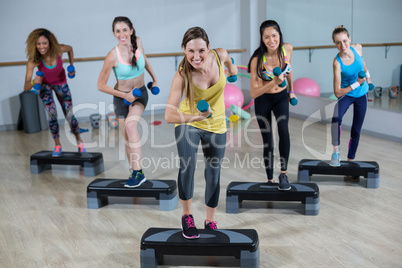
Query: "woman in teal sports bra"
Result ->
[[97, 16, 159, 188]]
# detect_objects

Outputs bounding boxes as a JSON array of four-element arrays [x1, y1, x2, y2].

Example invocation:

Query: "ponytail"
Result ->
[[179, 57, 195, 113], [130, 27, 138, 68]]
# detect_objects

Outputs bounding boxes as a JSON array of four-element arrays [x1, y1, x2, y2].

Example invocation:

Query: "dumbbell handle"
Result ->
[[227, 58, 237, 83], [273, 67, 286, 87]]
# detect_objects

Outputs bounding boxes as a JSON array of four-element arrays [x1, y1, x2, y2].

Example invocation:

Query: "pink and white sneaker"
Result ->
[[52, 145, 62, 157], [77, 142, 86, 153]]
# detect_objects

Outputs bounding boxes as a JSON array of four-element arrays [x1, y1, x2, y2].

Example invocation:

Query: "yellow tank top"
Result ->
[[176, 50, 227, 134]]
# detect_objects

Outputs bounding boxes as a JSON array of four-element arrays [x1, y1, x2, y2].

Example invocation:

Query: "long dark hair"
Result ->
[[112, 16, 138, 68], [180, 26, 210, 113], [247, 20, 284, 78]]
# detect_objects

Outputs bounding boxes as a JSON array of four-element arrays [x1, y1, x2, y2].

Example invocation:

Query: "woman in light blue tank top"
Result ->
[[329, 26, 374, 177]]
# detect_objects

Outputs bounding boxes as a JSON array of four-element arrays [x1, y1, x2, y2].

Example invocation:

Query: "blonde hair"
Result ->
[[332, 25, 350, 42], [25, 28, 61, 64], [180, 27, 210, 113]]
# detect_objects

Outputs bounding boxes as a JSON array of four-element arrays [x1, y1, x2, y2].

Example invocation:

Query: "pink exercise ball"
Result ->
[[224, 84, 244, 109], [294, 77, 321, 97]]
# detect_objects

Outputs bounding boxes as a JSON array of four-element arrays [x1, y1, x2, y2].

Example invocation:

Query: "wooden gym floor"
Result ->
[[0, 112, 401, 267]]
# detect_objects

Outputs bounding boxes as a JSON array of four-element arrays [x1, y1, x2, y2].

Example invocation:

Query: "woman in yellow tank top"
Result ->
[[165, 27, 237, 239]]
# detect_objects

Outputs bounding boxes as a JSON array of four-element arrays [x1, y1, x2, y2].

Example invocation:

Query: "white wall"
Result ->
[[1, 0, 401, 131], [266, 0, 402, 95], [0, 0, 243, 129]]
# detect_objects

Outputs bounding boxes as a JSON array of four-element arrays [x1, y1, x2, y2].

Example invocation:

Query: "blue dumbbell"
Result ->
[[197, 100, 212, 118], [273, 67, 286, 87], [227, 58, 237, 83], [124, 88, 142, 105], [67, 65, 75, 78], [32, 71, 44, 94], [147, 81, 160, 95]]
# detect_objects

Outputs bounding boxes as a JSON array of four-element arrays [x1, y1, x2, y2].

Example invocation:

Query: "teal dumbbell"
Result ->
[[358, 71, 366, 79], [358, 71, 374, 90], [227, 58, 237, 83], [147, 81, 160, 95], [124, 88, 142, 105], [197, 100, 212, 118], [289, 95, 298, 106], [273, 67, 286, 87]]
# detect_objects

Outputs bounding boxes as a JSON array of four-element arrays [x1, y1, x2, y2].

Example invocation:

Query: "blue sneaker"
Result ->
[[330, 152, 341, 167], [124, 169, 146, 188], [52, 145, 62, 157]]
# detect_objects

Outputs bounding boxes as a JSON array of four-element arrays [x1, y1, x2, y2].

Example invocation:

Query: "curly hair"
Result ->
[[25, 28, 61, 64]]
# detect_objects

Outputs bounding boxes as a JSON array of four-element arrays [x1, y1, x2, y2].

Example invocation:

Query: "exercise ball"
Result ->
[[241, 89, 252, 108], [224, 84, 244, 109], [294, 77, 320, 97]]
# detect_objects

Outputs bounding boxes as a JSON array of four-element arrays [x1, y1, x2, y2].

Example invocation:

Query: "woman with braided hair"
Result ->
[[98, 16, 159, 188]]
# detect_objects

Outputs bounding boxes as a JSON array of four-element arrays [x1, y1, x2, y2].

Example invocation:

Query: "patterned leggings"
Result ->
[[39, 83, 80, 139]]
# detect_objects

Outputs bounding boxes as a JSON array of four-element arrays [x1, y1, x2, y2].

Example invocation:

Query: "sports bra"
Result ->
[[261, 46, 291, 81], [113, 46, 145, 80]]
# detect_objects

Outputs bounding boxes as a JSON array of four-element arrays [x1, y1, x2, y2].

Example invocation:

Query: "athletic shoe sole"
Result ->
[[181, 224, 200, 239], [278, 186, 291, 191], [124, 177, 147, 188]]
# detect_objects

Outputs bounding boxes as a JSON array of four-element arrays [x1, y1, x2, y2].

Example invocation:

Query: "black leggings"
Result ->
[[254, 90, 290, 180]]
